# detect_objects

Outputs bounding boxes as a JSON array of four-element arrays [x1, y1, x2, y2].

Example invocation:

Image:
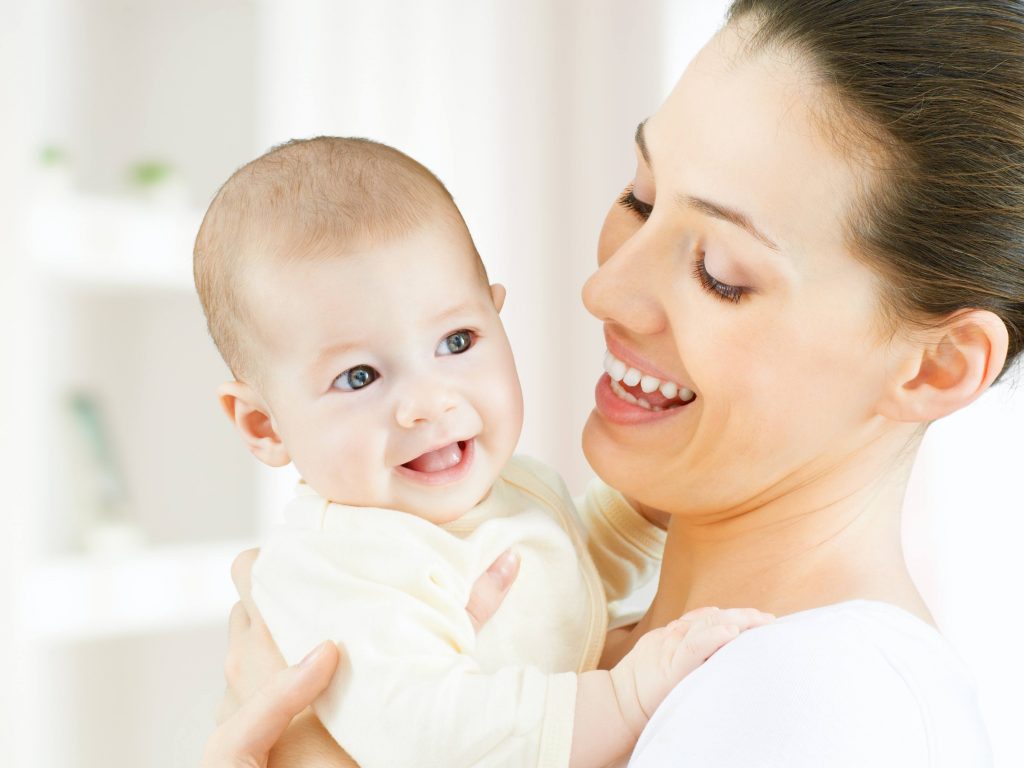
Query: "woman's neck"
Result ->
[[644, 425, 934, 630]]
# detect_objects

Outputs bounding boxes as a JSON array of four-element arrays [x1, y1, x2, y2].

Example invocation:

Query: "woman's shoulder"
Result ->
[[629, 600, 992, 768]]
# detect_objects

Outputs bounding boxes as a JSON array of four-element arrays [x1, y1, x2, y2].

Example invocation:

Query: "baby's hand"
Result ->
[[610, 607, 774, 736]]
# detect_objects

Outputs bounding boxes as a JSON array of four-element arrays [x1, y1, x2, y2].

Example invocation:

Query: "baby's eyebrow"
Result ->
[[311, 340, 360, 371], [430, 300, 480, 324]]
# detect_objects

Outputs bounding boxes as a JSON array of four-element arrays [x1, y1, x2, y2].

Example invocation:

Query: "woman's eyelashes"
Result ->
[[617, 184, 747, 304], [617, 185, 653, 221], [693, 254, 746, 303], [331, 330, 476, 392]]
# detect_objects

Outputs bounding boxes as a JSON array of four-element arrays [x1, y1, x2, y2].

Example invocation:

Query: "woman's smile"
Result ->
[[603, 350, 695, 409]]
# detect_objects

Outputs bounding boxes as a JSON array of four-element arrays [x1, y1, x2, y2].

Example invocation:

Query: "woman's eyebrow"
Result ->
[[679, 195, 781, 252], [635, 120, 652, 166], [637, 119, 781, 252]]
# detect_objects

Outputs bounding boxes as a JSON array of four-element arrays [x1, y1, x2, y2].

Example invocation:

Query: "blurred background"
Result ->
[[0, 1, 1020, 765]]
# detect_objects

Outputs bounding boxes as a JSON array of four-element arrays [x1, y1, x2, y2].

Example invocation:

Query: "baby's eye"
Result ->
[[332, 364, 379, 391], [437, 330, 474, 356]]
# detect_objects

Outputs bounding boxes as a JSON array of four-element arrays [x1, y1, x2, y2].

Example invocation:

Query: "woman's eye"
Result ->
[[692, 255, 746, 304], [617, 185, 654, 221], [437, 330, 474, 356], [332, 364, 379, 391]]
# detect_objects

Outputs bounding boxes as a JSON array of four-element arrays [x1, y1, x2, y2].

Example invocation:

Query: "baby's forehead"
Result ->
[[244, 224, 490, 334]]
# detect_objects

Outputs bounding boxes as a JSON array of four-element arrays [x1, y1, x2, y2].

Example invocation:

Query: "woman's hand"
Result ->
[[214, 546, 521, 765], [202, 640, 339, 768]]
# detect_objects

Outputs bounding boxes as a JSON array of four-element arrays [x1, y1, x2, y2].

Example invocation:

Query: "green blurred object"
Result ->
[[39, 144, 68, 167], [67, 391, 128, 524], [129, 160, 174, 187]]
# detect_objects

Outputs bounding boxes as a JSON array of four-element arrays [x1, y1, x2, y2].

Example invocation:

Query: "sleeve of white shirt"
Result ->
[[573, 477, 666, 618], [506, 457, 665, 617], [251, 503, 577, 768], [628, 610, 945, 768]]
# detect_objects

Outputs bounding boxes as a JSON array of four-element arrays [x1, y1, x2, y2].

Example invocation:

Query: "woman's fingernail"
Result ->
[[491, 550, 520, 585], [298, 641, 329, 668]]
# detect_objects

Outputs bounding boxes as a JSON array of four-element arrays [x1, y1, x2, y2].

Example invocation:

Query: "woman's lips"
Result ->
[[594, 373, 695, 425], [395, 438, 475, 486]]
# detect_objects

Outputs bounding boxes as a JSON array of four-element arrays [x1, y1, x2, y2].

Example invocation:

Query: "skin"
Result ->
[[218, 218, 524, 523], [213, 210, 772, 766], [583, 20, 1007, 645], [211, 18, 1010, 765]]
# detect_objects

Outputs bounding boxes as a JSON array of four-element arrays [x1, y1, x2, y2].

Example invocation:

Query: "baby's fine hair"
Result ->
[[193, 136, 472, 381]]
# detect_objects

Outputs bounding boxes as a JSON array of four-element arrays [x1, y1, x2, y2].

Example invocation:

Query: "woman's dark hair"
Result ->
[[727, 0, 1024, 383]]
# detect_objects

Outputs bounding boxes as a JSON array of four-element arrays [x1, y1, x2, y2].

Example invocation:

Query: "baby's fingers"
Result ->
[[668, 621, 743, 675], [666, 608, 774, 675], [702, 607, 774, 633]]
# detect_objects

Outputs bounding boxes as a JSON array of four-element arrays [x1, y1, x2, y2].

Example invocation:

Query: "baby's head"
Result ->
[[195, 137, 524, 522]]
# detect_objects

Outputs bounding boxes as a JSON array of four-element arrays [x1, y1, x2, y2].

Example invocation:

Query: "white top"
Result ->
[[628, 600, 992, 767], [251, 456, 665, 768]]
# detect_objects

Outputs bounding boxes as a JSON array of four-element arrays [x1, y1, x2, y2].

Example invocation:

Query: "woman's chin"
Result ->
[[582, 412, 651, 497]]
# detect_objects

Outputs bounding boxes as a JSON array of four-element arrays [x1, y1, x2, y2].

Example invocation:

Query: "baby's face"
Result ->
[[248, 221, 524, 523]]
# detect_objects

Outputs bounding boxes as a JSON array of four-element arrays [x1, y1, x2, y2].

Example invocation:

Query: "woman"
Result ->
[[211, 1, 1023, 764]]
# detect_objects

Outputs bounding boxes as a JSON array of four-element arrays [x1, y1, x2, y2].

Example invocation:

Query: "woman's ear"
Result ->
[[490, 283, 507, 313], [218, 381, 291, 467], [877, 309, 1009, 423]]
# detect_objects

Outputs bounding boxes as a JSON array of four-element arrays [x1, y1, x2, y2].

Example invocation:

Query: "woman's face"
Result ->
[[582, 22, 899, 516]]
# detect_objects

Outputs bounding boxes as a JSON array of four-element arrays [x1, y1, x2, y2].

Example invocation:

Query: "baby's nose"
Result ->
[[394, 382, 459, 428]]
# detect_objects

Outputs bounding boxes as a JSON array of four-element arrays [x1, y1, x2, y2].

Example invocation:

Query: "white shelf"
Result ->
[[28, 195, 202, 291], [24, 538, 255, 643]]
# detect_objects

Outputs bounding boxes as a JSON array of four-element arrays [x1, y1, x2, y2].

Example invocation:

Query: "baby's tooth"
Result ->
[[623, 367, 642, 387], [637, 397, 653, 409], [679, 387, 696, 403], [609, 359, 627, 381], [660, 381, 678, 399], [603, 351, 615, 373], [639, 375, 661, 394]]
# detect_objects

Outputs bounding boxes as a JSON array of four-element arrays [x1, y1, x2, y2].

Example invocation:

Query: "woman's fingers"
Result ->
[[224, 547, 286, 704], [228, 600, 250, 637], [231, 547, 261, 613], [466, 549, 521, 632], [202, 640, 340, 768], [215, 687, 240, 726]]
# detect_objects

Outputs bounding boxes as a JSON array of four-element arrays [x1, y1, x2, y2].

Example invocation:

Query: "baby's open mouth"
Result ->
[[402, 440, 470, 473]]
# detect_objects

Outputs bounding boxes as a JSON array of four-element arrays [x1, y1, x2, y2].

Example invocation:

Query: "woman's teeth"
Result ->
[[603, 350, 696, 410]]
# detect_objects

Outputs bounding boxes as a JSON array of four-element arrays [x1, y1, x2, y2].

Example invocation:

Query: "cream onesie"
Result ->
[[251, 455, 666, 768]]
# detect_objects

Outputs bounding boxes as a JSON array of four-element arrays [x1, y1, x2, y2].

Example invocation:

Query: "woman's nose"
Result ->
[[581, 232, 667, 335], [394, 379, 459, 429]]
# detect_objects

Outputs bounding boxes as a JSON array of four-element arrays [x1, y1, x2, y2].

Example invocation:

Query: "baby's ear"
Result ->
[[217, 381, 291, 467], [876, 309, 1008, 423], [490, 283, 507, 313]]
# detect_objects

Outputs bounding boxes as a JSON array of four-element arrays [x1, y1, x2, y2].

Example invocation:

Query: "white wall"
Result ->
[[2, 1, 1021, 765]]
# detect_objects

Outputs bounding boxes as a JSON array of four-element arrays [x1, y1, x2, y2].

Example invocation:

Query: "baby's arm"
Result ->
[[570, 607, 773, 768]]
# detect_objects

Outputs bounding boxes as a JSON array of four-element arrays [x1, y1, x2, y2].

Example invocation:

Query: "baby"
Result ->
[[194, 137, 769, 768]]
